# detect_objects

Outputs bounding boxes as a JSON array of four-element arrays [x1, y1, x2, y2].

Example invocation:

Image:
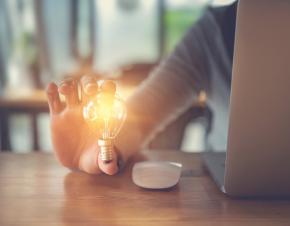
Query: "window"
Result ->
[[93, 0, 160, 73]]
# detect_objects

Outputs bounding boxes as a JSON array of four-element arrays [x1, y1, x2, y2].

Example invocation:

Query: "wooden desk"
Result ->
[[0, 151, 290, 226]]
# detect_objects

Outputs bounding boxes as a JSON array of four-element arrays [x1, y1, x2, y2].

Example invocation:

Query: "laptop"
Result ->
[[203, 0, 290, 197]]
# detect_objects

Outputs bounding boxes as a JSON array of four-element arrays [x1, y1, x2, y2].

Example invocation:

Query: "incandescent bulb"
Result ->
[[83, 81, 127, 163]]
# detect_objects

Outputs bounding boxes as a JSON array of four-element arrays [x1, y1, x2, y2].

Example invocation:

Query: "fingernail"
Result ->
[[103, 160, 113, 164], [59, 84, 71, 94], [47, 83, 58, 93]]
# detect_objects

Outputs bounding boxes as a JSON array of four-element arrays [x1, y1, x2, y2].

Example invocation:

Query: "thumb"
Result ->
[[78, 144, 102, 175], [98, 149, 119, 175]]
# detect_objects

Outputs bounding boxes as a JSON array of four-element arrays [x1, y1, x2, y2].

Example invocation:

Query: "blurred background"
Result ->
[[0, 0, 235, 153]]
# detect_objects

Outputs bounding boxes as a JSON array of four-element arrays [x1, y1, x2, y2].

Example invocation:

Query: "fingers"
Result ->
[[80, 74, 98, 103], [54, 74, 98, 109], [46, 82, 63, 114], [58, 77, 79, 107], [98, 150, 119, 175]]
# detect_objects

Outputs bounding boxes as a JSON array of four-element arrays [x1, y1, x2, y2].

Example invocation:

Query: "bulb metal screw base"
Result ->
[[98, 138, 114, 164]]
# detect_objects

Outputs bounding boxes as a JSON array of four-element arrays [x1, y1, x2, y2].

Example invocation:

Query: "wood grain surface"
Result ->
[[0, 151, 290, 226]]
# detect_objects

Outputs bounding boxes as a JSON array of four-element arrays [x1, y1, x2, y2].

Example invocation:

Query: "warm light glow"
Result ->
[[83, 93, 127, 139]]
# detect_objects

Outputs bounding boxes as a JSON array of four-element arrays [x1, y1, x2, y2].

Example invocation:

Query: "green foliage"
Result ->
[[164, 7, 205, 54], [12, 31, 37, 65]]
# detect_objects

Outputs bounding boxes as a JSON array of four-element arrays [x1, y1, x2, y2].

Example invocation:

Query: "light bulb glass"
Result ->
[[83, 92, 127, 163]]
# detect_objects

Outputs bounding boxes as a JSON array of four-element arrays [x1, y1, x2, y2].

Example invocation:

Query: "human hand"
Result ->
[[46, 75, 120, 175]]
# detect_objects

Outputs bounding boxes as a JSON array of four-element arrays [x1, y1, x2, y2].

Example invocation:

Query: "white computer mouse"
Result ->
[[132, 161, 182, 189]]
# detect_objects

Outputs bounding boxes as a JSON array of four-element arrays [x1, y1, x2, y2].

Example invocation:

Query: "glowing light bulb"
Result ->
[[83, 81, 127, 163]]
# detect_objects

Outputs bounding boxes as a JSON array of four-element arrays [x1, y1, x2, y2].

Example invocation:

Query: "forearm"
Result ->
[[116, 58, 203, 160]]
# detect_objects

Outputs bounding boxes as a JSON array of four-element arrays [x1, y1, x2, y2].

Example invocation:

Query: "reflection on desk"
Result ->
[[0, 150, 290, 226]]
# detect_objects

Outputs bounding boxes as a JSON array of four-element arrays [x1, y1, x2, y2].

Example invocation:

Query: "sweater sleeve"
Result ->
[[115, 10, 214, 160]]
